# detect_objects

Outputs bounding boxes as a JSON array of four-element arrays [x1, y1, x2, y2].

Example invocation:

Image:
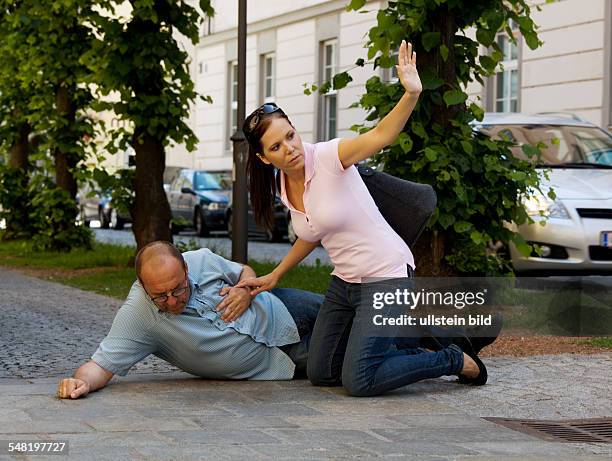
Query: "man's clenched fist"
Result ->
[[57, 378, 90, 399]]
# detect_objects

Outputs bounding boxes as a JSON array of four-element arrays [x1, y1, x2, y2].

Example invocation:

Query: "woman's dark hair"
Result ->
[[243, 105, 292, 230]]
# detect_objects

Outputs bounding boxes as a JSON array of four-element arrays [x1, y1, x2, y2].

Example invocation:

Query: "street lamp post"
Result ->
[[231, 0, 248, 263]]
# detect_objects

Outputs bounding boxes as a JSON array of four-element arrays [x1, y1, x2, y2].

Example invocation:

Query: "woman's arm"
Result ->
[[338, 40, 422, 169], [235, 238, 320, 296]]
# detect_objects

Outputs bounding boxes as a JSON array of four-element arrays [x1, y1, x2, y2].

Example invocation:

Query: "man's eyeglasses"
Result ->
[[244, 103, 281, 141], [149, 273, 189, 304]]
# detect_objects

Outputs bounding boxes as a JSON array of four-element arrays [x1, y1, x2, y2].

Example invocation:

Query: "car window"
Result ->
[[194, 171, 222, 191], [479, 124, 612, 166], [209, 171, 232, 190]]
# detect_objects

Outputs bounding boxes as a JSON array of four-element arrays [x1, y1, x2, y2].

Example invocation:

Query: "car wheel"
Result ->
[[110, 208, 124, 230], [99, 209, 109, 229], [287, 216, 297, 244], [195, 209, 209, 237]]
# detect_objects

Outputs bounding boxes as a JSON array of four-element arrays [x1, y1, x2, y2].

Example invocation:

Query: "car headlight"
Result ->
[[204, 202, 224, 211], [524, 194, 570, 219]]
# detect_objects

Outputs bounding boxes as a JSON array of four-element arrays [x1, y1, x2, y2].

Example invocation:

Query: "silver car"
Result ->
[[475, 113, 612, 273]]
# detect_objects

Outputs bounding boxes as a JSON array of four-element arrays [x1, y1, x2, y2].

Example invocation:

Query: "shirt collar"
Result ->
[[184, 275, 199, 310], [279, 142, 314, 210]]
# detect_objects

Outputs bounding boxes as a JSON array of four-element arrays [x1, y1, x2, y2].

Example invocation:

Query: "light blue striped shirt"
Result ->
[[92, 248, 300, 380]]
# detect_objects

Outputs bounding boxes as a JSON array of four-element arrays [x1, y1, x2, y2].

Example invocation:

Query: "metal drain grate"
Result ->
[[485, 417, 612, 443]]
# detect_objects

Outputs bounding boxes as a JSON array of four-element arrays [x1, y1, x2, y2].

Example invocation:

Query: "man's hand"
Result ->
[[216, 286, 253, 322], [57, 378, 90, 399]]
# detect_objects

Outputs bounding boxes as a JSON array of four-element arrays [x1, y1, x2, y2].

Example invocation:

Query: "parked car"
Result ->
[[77, 183, 131, 230], [474, 113, 612, 273], [166, 169, 229, 236], [225, 194, 289, 242]]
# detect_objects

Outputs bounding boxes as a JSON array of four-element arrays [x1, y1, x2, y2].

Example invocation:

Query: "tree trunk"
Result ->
[[8, 122, 30, 170], [2, 121, 31, 239], [131, 128, 172, 250], [54, 83, 78, 199], [412, 4, 460, 276]]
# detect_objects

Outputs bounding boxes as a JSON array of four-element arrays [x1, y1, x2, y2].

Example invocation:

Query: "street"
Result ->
[[92, 228, 331, 266]]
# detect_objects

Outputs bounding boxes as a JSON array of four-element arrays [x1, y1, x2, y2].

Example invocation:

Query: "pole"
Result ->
[[231, 0, 248, 263]]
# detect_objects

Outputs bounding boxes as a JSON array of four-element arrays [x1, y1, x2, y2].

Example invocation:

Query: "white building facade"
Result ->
[[163, 0, 611, 172]]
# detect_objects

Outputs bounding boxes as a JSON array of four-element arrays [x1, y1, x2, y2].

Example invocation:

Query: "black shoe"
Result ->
[[454, 336, 488, 386]]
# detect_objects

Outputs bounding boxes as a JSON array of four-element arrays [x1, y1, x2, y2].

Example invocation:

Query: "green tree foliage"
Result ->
[[0, 3, 37, 240], [335, 0, 549, 275], [0, 0, 99, 250], [83, 0, 214, 249]]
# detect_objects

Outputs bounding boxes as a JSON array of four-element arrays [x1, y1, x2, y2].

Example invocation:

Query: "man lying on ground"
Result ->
[[57, 241, 322, 399]]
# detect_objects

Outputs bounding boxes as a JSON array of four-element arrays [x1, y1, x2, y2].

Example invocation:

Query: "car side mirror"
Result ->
[[181, 187, 196, 195]]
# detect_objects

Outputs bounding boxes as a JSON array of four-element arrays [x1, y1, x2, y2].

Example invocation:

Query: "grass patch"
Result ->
[[0, 239, 134, 269], [0, 239, 332, 299], [577, 337, 612, 349]]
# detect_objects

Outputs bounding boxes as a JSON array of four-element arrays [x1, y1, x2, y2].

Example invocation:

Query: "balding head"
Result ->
[[135, 241, 185, 282], [135, 241, 190, 314]]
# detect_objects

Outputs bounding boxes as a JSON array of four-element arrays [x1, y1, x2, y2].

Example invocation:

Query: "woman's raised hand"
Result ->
[[234, 272, 280, 297], [397, 40, 422, 96]]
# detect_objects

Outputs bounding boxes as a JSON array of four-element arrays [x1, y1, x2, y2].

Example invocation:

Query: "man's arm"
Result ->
[[57, 360, 114, 399]]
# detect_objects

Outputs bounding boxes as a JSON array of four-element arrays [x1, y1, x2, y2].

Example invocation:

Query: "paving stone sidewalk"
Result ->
[[1, 267, 610, 460]]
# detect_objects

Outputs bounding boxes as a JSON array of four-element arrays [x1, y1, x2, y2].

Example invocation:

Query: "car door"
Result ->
[[177, 171, 195, 220], [167, 175, 183, 219]]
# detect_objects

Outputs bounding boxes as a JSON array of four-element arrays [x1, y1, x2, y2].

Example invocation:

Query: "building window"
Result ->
[[228, 61, 238, 145], [202, 17, 213, 37], [261, 53, 275, 103], [494, 21, 519, 112], [321, 39, 338, 140]]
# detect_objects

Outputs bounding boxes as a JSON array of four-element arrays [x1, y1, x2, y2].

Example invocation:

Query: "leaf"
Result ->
[[453, 220, 472, 233], [420, 69, 444, 90], [397, 132, 413, 153], [424, 147, 438, 162], [346, 0, 367, 11], [440, 44, 449, 62], [461, 140, 473, 154], [438, 213, 455, 229], [332, 72, 353, 91], [412, 122, 427, 139], [479, 55, 497, 73], [443, 89, 468, 106], [355, 58, 365, 67], [476, 27, 495, 47], [470, 230, 483, 244], [523, 31, 540, 50], [199, 0, 215, 16], [470, 103, 484, 121], [421, 32, 441, 51], [512, 235, 532, 258], [521, 143, 540, 159]]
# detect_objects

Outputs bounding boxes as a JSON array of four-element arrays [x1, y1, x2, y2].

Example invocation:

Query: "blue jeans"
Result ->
[[271, 288, 324, 378], [307, 276, 464, 396]]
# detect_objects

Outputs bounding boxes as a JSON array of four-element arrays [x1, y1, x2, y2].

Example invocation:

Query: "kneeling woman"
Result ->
[[236, 41, 486, 396]]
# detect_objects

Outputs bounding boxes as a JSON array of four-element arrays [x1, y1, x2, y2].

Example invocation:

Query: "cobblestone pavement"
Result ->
[[1, 268, 611, 460], [92, 228, 331, 266]]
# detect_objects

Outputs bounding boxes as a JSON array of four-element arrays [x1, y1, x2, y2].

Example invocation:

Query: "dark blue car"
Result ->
[[166, 169, 229, 236]]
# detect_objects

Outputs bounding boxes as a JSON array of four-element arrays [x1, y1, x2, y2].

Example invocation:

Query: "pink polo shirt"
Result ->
[[280, 138, 415, 283]]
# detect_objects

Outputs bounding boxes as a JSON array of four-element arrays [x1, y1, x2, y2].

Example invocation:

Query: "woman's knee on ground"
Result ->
[[341, 366, 379, 397], [307, 361, 342, 387]]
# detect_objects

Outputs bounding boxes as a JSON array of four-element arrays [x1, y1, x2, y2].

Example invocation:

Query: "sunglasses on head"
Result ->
[[244, 103, 281, 141]]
